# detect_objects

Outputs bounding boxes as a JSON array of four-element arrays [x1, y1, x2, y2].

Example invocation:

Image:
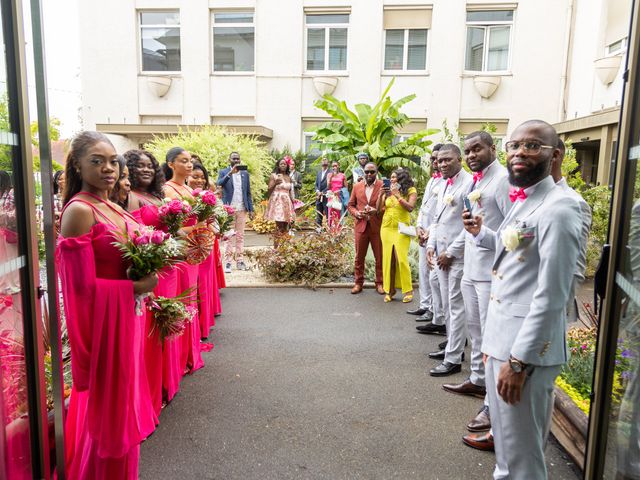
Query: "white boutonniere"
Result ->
[[467, 190, 482, 204], [432, 186, 440, 196], [501, 224, 534, 252], [444, 194, 454, 206]]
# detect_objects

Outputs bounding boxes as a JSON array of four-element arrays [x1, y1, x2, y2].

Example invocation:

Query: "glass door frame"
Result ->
[[584, 0, 640, 477], [0, 0, 50, 477]]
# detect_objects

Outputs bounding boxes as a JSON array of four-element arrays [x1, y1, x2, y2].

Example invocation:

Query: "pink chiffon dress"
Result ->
[[327, 172, 346, 229], [57, 195, 157, 480], [197, 248, 221, 339], [164, 183, 211, 374]]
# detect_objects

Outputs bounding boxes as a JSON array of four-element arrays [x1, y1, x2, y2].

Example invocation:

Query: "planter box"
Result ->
[[551, 385, 588, 471]]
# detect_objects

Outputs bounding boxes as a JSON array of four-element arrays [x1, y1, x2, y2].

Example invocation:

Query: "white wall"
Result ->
[[79, 0, 573, 150]]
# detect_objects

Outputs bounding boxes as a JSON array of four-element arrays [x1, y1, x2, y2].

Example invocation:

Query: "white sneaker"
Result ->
[[224, 263, 232, 273]]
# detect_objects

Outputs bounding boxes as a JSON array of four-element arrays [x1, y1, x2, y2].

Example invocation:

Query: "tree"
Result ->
[[308, 78, 438, 181]]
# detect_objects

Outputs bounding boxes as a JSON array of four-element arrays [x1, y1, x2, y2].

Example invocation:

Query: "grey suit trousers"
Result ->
[[438, 261, 466, 364], [461, 278, 491, 387], [486, 357, 560, 480], [418, 247, 433, 311], [429, 268, 445, 326]]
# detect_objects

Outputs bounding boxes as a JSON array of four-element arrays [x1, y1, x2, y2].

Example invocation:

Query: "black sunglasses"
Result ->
[[364, 170, 377, 174]]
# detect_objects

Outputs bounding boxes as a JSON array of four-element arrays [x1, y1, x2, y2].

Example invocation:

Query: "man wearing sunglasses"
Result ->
[[347, 161, 385, 295], [463, 120, 582, 480]]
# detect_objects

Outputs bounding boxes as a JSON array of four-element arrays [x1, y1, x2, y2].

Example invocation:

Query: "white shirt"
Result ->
[[231, 172, 244, 211]]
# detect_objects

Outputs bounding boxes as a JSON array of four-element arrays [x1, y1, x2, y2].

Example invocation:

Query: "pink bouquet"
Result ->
[[158, 198, 193, 236], [148, 288, 197, 343], [214, 203, 235, 238], [113, 226, 183, 281], [190, 188, 218, 223]]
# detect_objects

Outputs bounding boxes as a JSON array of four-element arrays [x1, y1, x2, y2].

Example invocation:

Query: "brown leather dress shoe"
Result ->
[[351, 284, 363, 294], [467, 405, 491, 432], [376, 285, 385, 295], [442, 379, 486, 399], [462, 431, 494, 451]]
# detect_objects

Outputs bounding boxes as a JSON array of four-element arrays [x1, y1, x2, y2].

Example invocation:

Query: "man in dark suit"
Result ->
[[315, 157, 330, 230], [347, 162, 385, 295], [217, 151, 254, 272]]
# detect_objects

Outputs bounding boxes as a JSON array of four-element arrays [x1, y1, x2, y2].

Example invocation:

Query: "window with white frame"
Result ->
[[384, 30, 428, 71], [383, 8, 431, 71], [212, 11, 255, 72], [304, 132, 322, 159], [139, 11, 181, 72], [606, 37, 627, 56], [305, 14, 349, 72], [464, 10, 513, 72]]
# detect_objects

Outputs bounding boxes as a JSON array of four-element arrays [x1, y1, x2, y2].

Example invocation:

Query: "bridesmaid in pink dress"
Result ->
[[57, 132, 158, 479], [188, 161, 222, 336], [124, 149, 183, 411], [327, 161, 348, 230], [163, 147, 211, 373]]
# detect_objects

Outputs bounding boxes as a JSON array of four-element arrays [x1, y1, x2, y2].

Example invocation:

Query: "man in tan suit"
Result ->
[[348, 162, 385, 294]]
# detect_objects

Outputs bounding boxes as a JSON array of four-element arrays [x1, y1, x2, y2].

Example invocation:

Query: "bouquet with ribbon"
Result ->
[[113, 226, 183, 314], [148, 288, 197, 343], [158, 198, 193, 236]]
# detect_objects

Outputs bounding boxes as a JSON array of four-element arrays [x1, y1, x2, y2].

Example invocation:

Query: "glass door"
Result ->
[[586, 2, 640, 478]]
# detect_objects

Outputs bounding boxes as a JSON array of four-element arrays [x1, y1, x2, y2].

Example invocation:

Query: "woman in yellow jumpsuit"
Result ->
[[378, 169, 417, 303]]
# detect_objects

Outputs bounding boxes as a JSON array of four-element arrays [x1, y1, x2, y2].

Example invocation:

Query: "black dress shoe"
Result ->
[[438, 340, 448, 350], [415, 311, 434, 322], [427, 351, 465, 361], [429, 361, 462, 377], [407, 307, 427, 315], [416, 323, 447, 335]]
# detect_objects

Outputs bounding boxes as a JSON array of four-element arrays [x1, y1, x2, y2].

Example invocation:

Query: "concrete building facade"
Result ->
[[78, 0, 632, 183]]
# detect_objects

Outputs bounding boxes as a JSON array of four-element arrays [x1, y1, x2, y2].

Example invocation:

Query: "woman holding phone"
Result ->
[[265, 157, 295, 245], [378, 169, 417, 303]]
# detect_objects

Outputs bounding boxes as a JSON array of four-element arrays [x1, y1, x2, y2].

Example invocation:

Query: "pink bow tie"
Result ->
[[473, 171, 484, 183], [446, 177, 454, 186], [432, 172, 442, 179], [509, 187, 527, 203]]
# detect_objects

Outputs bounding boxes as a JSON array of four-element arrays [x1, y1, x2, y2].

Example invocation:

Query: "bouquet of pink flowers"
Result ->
[[214, 204, 235, 239], [190, 188, 218, 223], [148, 288, 197, 343], [113, 226, 184, 314], [158, 198, 193, 236], [113, 227, 183, 281]]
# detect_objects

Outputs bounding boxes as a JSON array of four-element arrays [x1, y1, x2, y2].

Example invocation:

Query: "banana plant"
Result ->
[[307, 78, 439, 180]]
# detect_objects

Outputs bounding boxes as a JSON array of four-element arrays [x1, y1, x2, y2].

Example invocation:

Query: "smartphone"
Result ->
[[463, 196, 472, 211], [236, 165, 248, 171], [382, 178, 391, 189]]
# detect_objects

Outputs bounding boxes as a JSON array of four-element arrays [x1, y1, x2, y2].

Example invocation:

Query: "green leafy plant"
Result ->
[[144, 125, 273, 200], [249, 230, 354, 288], [308, 78, 438, 182]]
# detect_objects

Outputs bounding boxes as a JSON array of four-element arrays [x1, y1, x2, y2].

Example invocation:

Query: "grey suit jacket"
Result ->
[[478, 176, 582, 366], [417, 176, 444, 230], [557, 178, 592, 283], [427, 169, 474, 259], [448, 161, 511, 281]]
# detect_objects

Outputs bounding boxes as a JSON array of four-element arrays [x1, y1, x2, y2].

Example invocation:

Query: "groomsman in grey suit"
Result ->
[[552, 139, 592, 321], [464, 120, 582, 479], [425, 144, 473, 376], [442, 132, 511, 401], [409, 144, 443, 322]]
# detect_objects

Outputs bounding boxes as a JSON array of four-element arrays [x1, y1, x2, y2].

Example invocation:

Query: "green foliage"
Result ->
[[269, 146, 307, 172], [250, 230, 354, 287], [308, 78, 438, 182], [144, 125, 273, 200]]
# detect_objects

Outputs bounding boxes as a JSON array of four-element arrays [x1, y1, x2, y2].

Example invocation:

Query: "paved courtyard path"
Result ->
[[139, 287, 580, 480]]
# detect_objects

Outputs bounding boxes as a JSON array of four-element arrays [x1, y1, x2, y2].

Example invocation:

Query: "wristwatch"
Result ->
[[509, 355, 528, 373]]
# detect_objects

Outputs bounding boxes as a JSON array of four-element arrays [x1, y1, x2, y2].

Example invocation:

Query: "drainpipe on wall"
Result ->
[[558, 0, 576, 122]]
